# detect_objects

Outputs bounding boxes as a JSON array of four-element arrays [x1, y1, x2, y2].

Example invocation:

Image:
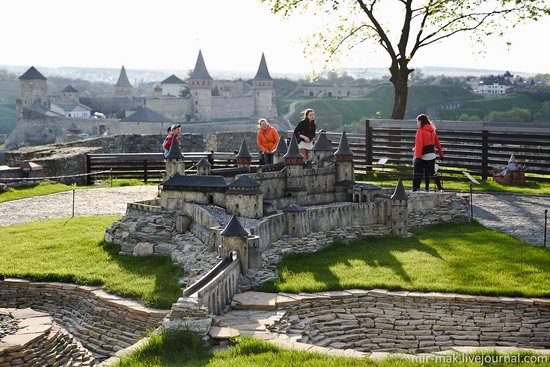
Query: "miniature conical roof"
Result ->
[[165, 136, 183, 159], [19, 66, 46, 80], [235, 139, 252, 158], [274, 135, 288, 154], [220, 215, 249, 237], [189, 50, 213, 81], [229, 175, 260, 188], [253, 53, 273, 81], [283, 134, 304, 159], [62, 85, 79, 93], [115, 66, 132, 88], [390, 179, 408, 201], [196, 157, 211, 167], [120, 106, 172, 123], [508, 154, 516, 164], [312, 131, 334, 151], [335, 131, 353, 156]]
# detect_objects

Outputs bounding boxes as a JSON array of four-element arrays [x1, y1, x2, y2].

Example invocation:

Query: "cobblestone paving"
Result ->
[[473, 193, 550, 246], [0, 186, 158, 227]]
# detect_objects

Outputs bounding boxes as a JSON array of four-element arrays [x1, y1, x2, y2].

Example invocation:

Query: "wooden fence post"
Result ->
[[481, 130, 489, 180], [143, 160, 148, 183], [86, 154, 92, 186], [365, 119, 373, 172]]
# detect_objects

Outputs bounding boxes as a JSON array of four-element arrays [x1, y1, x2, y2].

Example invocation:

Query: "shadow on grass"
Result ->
[[99, 240, 183, 309], [259, 221, 550, 297]]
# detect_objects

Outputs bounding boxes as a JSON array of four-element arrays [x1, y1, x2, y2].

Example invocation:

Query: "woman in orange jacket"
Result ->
[[257, 118, 280, 165], [413, 114, 444, 192]]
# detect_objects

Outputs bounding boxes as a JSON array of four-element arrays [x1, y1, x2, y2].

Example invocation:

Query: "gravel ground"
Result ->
[[473, 193, 550, 246], [0, 186, 158, 227]]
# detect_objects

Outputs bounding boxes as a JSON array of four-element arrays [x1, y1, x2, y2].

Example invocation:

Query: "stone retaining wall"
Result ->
[[0, 279, 169, 362], [0, 307, 95, 366], [206, 131, 258, 153], [267, 290, 550, 354]]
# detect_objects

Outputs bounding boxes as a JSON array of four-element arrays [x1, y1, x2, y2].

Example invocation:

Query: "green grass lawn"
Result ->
[[0, 179, 153, 203], [358, 175, 550, 195], [0, 216, 182, 309], [116, 331, 550, 367], [259, 221, 550, 298]]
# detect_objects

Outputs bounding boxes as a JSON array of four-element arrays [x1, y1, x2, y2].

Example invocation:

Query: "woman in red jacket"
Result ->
[[257, 118, 280, 165], [413, 114, 444, 192]]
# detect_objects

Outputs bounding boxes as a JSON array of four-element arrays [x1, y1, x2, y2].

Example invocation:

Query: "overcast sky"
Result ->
[[2, 0, 549, 74]]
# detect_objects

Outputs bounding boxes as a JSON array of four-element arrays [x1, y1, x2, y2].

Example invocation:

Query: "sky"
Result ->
[[1, 0, 549, 75]]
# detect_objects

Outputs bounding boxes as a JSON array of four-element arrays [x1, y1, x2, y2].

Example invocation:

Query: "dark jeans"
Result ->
[[412, 158, 436, 191], [263, 152, 274, 165]]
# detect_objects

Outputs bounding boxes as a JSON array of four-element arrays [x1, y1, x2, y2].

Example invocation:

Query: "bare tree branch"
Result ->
[[410, 0, 435, 59], [356, 0, 398, 60], [397, 0, 413, 65]]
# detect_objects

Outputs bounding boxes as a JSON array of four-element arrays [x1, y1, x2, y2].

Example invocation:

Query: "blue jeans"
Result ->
[[263, 153, 274, 165]]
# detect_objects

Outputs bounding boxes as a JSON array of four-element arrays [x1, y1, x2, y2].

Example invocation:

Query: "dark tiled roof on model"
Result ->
[[283, 135, 303, 159], [220, 215, 249, 236], [312, 131, 335, 151], [335, 131, 354, 156], [235, 139, 252, 158], [162, 175, 228, 191]]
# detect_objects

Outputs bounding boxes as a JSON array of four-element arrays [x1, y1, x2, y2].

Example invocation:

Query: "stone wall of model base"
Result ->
[[269, 290, 550, 354], [0, 308, 95, 366], [0, 279, 169, 362]]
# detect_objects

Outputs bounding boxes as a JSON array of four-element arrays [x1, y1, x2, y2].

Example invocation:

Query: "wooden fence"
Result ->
[[362, 119, 550, 181], [86, 120, 550, 184]]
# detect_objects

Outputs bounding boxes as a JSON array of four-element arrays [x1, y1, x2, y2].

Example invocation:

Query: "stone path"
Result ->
[[472, 193, 550, 246], [0, 186, 158, 227]]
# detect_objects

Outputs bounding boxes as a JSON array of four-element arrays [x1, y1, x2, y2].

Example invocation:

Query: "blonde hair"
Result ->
[[258, 118, 268, 127]]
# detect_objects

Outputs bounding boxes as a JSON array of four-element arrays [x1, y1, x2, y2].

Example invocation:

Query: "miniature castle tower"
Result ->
[[252, 53, 274, 117], [284, 135, 306, 198], [235, 139, 252, 169], [196, 157, 211, 176], [335, 131, 354, 183], [165, 137, 185, 179], [16, 66, 49, 118], [284, 204, 310, 238], [114, 66, 133, 96], [220, 215, 250, 273], [311, 131, 335, 166], [61, 85, 80, 102], [226, 176, 263, 219], [188, 50, 212, 120], [389, 179, 408, 236], [273, 135, 288, 164]]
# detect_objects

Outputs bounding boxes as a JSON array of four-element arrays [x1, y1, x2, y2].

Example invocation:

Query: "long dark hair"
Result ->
[[417, 114, 430, 127], [302, 108, 315, 124]]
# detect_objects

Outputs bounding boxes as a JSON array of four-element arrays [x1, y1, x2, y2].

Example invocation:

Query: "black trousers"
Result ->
[[412, 158, 436, 191]]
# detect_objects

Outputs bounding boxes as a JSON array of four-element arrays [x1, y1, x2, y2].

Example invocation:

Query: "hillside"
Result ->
[[277, 84, 480, 130]]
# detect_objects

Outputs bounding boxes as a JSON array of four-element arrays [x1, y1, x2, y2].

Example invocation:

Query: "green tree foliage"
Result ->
[[260, 0, 550, 119], [487, 108, 533, 122], [458, 113, 481, 121]]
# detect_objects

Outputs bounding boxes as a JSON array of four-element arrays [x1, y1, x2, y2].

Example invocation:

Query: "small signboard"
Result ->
[[377, 157, 389, 165], [462, 171, 480, 185]]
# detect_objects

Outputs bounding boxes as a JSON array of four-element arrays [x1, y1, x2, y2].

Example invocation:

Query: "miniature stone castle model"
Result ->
[[106, 131, 469, 288], [492, 154, 526, 185]]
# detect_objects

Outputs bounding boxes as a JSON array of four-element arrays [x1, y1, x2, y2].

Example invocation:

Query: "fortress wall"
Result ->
[[145, 98, 192, 120], [249, 213, 286, 250], [207, 131, 259, 152], [211, 96, 255, 119], [6, 133, 205, 166]]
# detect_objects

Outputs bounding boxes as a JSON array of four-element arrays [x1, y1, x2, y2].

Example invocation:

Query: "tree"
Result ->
[[261, 0, 549, 119]]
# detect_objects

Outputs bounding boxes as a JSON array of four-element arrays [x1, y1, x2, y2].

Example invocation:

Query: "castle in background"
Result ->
[[8, 51, 279, 148]]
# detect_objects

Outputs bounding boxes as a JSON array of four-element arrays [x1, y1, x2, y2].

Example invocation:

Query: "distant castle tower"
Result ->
[[188, 50, 212, 120], [16, 66, 49, 118], [114, 66, 133, 96], [252, 53, 274, 118], [61, 85, 80, 102]]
